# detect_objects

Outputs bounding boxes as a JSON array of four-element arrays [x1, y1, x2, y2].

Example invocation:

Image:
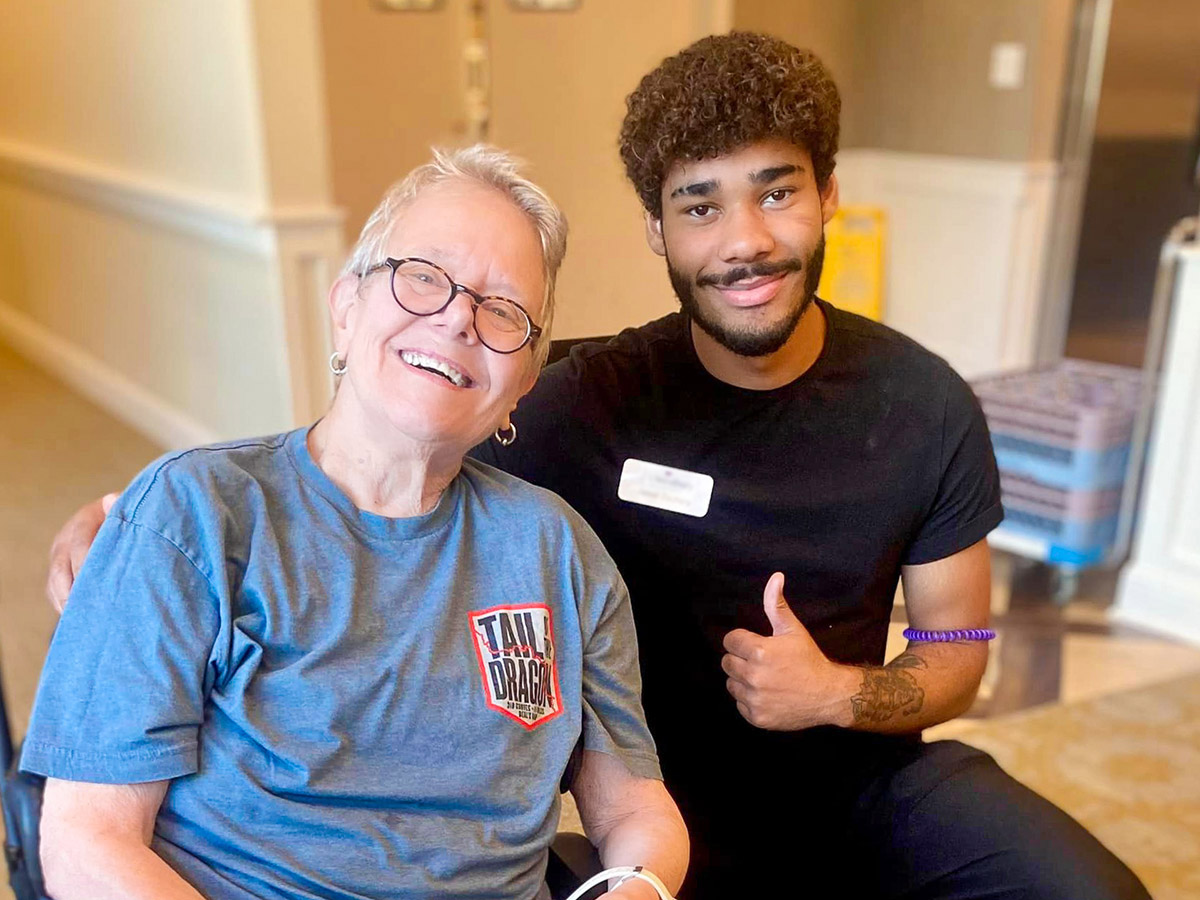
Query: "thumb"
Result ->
[[763, 572, 801, 636], [101, 492, 119, 514]]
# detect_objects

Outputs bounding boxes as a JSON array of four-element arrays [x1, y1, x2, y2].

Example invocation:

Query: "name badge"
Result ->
[[617, 458, 714, 518]]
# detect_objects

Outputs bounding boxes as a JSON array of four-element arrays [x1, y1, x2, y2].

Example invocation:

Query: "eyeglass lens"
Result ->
[[391, 260, 532, 353]]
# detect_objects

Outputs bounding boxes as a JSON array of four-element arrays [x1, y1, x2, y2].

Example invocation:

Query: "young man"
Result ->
[[471, 33, 1148, 899], [49, 32, 1148, 899]]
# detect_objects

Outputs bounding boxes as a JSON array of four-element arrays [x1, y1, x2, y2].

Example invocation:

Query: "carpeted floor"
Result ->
[[939, 672, 1200, 900], [560, 674, 1200, 896]]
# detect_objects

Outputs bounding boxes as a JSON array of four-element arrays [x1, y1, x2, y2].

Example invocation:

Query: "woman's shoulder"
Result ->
[[117, 430, 295, 528], [461, 456, 577, 516], [460, 457, 607, 550]]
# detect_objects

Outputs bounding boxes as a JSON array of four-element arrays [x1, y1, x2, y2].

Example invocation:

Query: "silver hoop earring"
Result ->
[[329, 352, 348, 376], [494, 422, 517, 446]]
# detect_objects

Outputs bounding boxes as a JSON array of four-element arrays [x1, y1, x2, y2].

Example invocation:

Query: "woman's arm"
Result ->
[[40, 778, 205, 900], [570, 749, 688, 900]]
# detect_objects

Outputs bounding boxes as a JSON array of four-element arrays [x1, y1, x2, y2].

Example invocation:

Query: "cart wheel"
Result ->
[[1052, 567, 1080, 606]]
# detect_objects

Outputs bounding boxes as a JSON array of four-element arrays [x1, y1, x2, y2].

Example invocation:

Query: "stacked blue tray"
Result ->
[[973, 360, 1146, 566]]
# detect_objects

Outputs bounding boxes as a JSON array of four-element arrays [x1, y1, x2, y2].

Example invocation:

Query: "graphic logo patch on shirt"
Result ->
[[469, 604, 562, 729]]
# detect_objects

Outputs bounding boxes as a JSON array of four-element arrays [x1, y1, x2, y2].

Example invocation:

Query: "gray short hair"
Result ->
[[341, 145, 568, 368]]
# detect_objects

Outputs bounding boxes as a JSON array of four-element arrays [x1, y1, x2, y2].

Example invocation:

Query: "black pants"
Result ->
[[677, 739, 1150, 900]]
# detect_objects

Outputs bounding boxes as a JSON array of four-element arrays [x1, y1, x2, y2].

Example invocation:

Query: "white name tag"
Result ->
[[617, 458, 714, 518]]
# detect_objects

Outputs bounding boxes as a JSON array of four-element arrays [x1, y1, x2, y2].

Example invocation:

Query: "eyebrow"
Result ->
[[669, 179, 719, 200], [408, 248, 523, 300], [749, 164, 800, 185], [668, 164, 804, 201]]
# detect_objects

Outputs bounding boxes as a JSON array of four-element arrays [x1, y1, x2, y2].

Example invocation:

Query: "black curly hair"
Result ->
[[619, 31, 841, 218]]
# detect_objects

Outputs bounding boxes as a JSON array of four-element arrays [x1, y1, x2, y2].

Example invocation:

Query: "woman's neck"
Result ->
[[308, 401, 463, 518]]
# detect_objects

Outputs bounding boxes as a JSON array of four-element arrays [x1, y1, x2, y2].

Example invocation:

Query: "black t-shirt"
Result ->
[[472, 300, 1002, 856]]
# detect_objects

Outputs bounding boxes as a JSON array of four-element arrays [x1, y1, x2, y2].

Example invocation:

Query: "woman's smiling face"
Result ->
[[329, 178, 547, 454]]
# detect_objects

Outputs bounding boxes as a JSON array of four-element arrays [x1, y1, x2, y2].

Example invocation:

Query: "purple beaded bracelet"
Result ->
[[903, 628, 996, 642]]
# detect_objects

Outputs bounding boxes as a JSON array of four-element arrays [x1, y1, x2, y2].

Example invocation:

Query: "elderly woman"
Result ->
[[21, 146, 687, 900]]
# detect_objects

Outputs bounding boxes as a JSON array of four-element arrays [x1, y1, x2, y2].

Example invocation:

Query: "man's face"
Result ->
[[647, 139, 838, 357]]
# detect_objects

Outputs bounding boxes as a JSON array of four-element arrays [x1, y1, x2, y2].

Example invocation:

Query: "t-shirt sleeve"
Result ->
[[20, 489, 224, 784], [578, 575, 662, 781], [469, 354, 583, 482], [904, 371, 1005, 565]]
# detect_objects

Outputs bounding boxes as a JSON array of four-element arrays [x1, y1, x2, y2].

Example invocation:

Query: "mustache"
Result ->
[[697, 258, 805, 288]]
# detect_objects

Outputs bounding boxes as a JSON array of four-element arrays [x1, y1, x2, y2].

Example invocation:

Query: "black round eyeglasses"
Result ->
[[363, 257, 543, 354]]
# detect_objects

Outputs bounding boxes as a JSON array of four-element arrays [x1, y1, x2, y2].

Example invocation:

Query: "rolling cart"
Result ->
[[975, 217, 1198, 602]]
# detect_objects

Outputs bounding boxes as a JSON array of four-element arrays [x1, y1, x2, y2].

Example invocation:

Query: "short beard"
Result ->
[[668, 234, 825, 358]]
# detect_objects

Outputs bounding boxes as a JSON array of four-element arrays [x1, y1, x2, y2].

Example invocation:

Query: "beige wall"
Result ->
[[737, 0, 1077, 162], [319, 0, 1082, 348], [319, 1, 725, 340], [0, 2, 338, 443], [1094, 0, 1200, 138], [0, 1, 265, 202], [733, 0, 865, 146], [488, 1, 709, 337], [319, 0, 467, 252], [856, 0, 1038, 159], [1028, 0, 1077, 160], [249, 0, 336, 209]]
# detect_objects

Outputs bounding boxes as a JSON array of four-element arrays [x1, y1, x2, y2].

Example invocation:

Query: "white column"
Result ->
[[1114, 234, 1200, 644], [245, 0, 345, 425]]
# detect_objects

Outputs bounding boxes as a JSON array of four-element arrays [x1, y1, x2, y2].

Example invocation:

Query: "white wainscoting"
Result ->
[[0, 300, 219, 448], [835, 149, 1060, 379], [0, 138, 344, 444], [1115, 240, 1200, 645], [270, 222, 343, 424]]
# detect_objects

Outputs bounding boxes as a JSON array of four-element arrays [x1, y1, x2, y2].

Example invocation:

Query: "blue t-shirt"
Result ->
[[22, 427, 660, 900]]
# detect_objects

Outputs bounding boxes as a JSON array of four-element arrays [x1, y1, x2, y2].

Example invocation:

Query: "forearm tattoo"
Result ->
[[850, 651, 926, 724]]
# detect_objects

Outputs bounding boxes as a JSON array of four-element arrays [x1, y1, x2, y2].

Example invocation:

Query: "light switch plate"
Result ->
[[989, 42, 1026, 90]]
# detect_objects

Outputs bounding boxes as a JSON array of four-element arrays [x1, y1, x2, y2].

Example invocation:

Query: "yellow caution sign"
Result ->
[[817, 206, 885, 322]]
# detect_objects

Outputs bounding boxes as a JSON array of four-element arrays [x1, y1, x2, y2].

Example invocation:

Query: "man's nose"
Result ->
[[718, 205, 775, 263]]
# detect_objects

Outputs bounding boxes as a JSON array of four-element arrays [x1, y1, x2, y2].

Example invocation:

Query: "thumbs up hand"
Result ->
[[761, 571, 801, 636], [721, 573, 856, 731]]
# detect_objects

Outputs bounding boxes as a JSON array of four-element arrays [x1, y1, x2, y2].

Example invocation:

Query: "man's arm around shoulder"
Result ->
[[46, 493, 118, 612]]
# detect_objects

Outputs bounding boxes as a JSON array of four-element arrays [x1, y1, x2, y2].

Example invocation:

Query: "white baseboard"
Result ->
[[0, 301, 218, 450], [1113, 562, 1200, 647]]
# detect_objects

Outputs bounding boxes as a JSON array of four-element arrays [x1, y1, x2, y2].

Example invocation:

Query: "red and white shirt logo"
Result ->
[[469, 604, 562, 729]]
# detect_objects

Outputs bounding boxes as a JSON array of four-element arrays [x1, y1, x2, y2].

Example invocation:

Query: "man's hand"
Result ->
[[721, 572, 857, 731], [46, 493, 117, 613]]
